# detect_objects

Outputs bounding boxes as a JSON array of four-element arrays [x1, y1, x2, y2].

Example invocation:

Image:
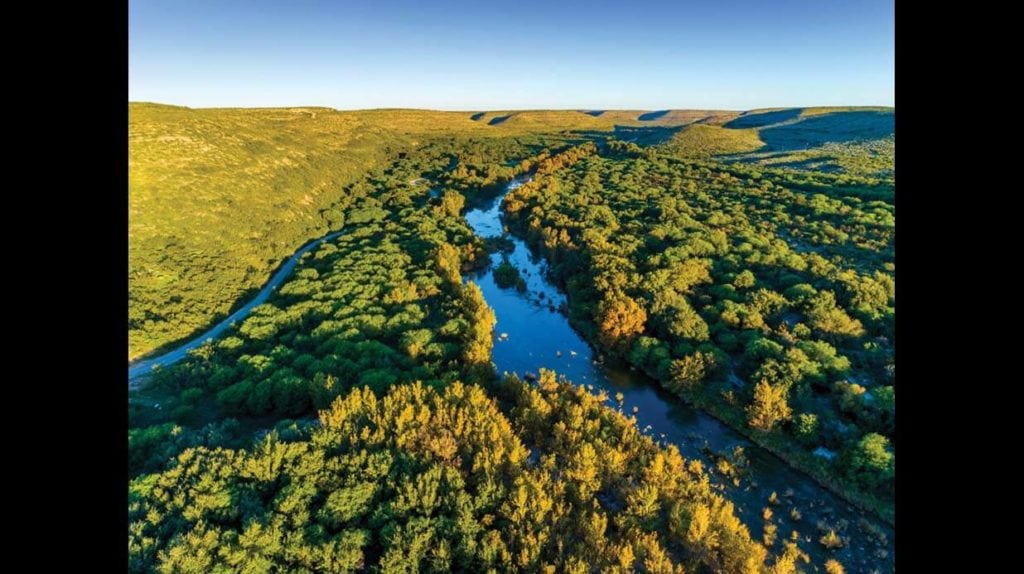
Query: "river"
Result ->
[[127, 176, 894, 571], [463, 177, 895, 573]]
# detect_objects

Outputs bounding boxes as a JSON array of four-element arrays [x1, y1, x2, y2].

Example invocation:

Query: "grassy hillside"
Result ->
[[129, 104, 405, 359], [663, 124, 765, 157], [663, 107, 895, 179], [129, 104, 581, 359], [722, 136, 895, 178], [128, 103, 749, 360], [129, 104, 893, 361]]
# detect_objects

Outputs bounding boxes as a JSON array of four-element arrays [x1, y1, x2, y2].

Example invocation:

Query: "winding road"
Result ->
[[127, 176, 893, 571], [128, 230, 345, 385]]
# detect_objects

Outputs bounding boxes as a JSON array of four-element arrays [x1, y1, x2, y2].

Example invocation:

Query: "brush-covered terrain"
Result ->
[[129, 103, 752, 360], [129, 104, 893, 573]]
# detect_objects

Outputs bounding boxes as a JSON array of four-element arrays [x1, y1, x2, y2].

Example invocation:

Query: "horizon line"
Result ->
[[129, 101, 895, 114]]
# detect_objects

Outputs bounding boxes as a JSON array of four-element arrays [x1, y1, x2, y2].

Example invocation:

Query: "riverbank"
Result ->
[[463, 177, 894, 573], [514, 209, 895, 527], [125, 169, 893, 572]]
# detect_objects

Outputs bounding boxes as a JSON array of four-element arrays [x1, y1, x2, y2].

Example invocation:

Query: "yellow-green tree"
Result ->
[[597, 294, 647, 350], [435, 243, 461, 285], [825, 559, 845, 574], [746, 379, 792, 431], [461, 281, 497, 375], [435, 189, 465, 218]]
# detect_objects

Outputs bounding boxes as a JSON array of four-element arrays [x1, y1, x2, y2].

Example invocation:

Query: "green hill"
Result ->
[[130, 103, 403, 359], [128, 111, 895, 572], [663, 107, 895, 178], [662, 124, 765, 157], [128, 103, 741, 359], [129, 104, 893, 360]]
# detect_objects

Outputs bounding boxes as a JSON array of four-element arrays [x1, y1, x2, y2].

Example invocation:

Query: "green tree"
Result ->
[[734, 270, 756, 289], [794, 413, 818, 446], [461, 282, 497, 373], [746, 379, 792, 431], [668, 352, 712, 391], [844, 432, 894, 489]]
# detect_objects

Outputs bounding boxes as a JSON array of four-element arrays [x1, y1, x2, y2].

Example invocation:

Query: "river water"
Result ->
[[463, 177, 895, 573], [127, 175, 894, 571]]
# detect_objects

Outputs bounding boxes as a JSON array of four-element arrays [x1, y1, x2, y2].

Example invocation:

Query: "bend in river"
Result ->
[[463, 177, 894, 573], [126, 176, 894, 572]]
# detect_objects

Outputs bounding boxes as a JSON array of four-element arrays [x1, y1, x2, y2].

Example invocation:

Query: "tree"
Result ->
[[668, 352, 711, 392], [734, 270, 756, 289], [746, 379, 792, 431], [494, 258, 526, 291], [461, 282, 497, 375], [819, 529, 843, 549], [597, 294, 647, 350], [805, 291, 864, 337], [435, 243, 462, 285], [651, 292, 709, 341], [794, 413, 818, 446], [436, 190, 465, 218], [844, 432, 894, 489], [825, 559, 845, 574], [685, 504, 716, 549]]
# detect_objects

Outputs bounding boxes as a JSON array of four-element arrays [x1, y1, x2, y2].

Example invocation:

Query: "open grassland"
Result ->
[[722, 136, 895, 179]]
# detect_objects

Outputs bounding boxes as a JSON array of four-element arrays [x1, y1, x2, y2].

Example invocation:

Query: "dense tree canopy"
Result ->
[[131, 376, 778, 573], [502, 143, 895, 517], [129, 108, 895, 571]]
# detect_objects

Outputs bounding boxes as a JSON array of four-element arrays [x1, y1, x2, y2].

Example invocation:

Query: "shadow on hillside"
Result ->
[[725, 108, 803, 129], [470, 112, 485, 121], [569, 125, 684, 147], [731, 156, 843, 173], [614, 125, 683, 145], [774, 158, 843, 173], [488, 115, 512, 126], [759, 111, 894, 151], [638, 110, 671, 121]]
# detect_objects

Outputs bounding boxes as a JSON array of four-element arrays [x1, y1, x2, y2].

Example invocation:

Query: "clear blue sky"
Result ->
[[129, 0, 894, 110]]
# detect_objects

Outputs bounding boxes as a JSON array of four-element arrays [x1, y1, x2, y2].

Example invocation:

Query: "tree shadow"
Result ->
[[759, 111, 894, 150], [638, 110, 671, 121], [470, 112, 486, 121], [724, 108, 803, 129], [488, 114, 512, 126]]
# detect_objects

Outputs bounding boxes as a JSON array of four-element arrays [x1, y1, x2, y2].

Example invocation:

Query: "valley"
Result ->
[[129, 105, 894, 573]]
